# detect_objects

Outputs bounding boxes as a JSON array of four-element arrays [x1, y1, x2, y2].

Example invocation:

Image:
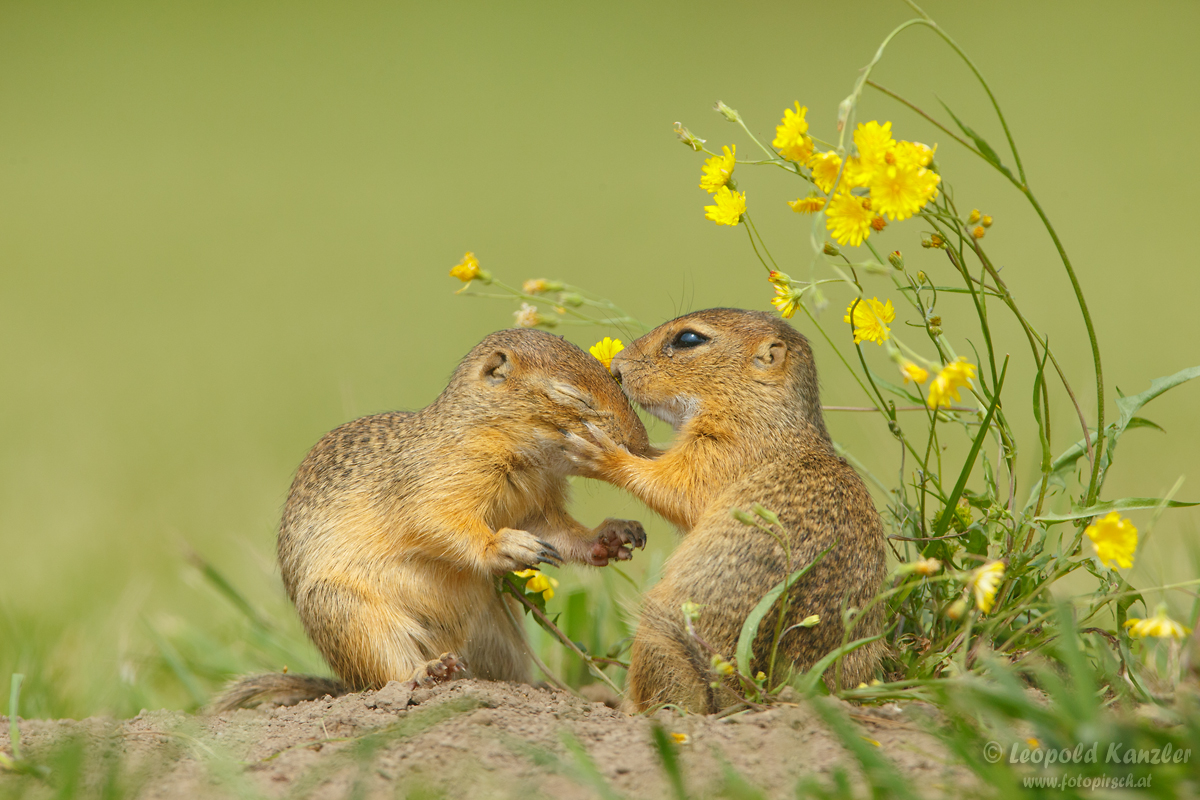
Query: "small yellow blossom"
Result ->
[[981, 215, 994, 228], [914, 558, 942, 576], [788, 194, 826, 214], [589, 337, 625, 370], [449, 252, 482, 282], [842, 155, 874, 189], [808, 151, 842, 194], [895, 140, 936, 168], [927, 358, 976, 408], [1124, 604, 1191, 639], [946, 599, 968, 620], [799, 614, 820, 627], [710, 655, 735, 676], [523, 278, 561, 294], [853, 121, 895, 174], [699, 144, 736, 193], [972, 226, 986, 239], [843, 297, 895, 345], [825, 192, 874, 247], [1086, 511, 1138, 569], [900, 361, 929, 384], [970, 561, 1005, 613], [1027, 738, 1040, 748], [772, 102, 813, 162], [968, 209, 981, 224], [869, 158, 941, 221], [514, 303, 542, 328], [771, 282, 803, 319], [670, 732, 690, 744], [513, 568, 559, 601], [704, 185, 746, 226]]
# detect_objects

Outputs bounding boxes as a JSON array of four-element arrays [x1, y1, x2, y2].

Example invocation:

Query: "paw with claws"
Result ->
[[491, 527, 564, 573], [588, 518, 648, 566], [410, 652, 468, 689]]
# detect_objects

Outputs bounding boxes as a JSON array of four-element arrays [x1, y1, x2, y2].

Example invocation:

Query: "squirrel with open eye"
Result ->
[[213, 328, 653, 711], [566, 308, 887, 714]]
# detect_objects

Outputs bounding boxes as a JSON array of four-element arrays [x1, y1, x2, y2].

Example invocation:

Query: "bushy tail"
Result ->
[[209, 673, 349, 712]]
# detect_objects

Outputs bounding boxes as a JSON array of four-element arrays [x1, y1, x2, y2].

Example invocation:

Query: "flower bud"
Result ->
[[981, 215, 993, 228], [799, 614, 820, 628], [559, 292, 584, 307], [673, 122, 706, 152], [751, 503, 781, 526], [916, 270, 928, 284], [713, 101, 741, 123], [968, 209, 981, 224], [731, 508, 757, 526], [837, 96, 852, 132], [972, 226, 985, 239], [921, 237, 934, 249], [522, 278, 563, 295], [681, 601, 702, 622], [871, 216, 887, 232], [928, 315, 941, 327], [946, 599, 968, 620], [929, 233, 946, 249], [889, 250, 904, 270], [823, 242, 840, 256]]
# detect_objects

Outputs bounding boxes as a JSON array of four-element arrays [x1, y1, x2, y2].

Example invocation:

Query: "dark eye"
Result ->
[[673, 330, 709, 349]]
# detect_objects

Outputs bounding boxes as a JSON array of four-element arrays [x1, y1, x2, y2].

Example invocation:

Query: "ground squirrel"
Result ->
[[214, 328, 652, 711], [566, 308, 886, 713]]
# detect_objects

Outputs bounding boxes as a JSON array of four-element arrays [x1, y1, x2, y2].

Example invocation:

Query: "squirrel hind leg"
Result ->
[[208, 673, 348, 713], [625, 596, 718, 715]]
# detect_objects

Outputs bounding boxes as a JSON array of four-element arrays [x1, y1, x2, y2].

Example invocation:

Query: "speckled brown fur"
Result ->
[[213, 329, 653, 711], [566, 308, 886, 714]]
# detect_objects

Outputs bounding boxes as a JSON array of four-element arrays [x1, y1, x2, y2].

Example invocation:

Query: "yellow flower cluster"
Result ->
[[927, 358, 976, 408], [513, 568, 559, 601]]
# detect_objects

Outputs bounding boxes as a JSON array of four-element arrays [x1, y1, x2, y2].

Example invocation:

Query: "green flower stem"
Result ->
[[865, 80, 981, 157], [741, 213, 780, 271]]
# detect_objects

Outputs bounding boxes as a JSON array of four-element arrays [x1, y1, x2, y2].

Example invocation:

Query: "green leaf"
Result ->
[[734, 545, 833, 679], [1036, 497, 1199, 522], [938, 99, 1016, 183], [792, 633, 887, 695], [866, 366, 924, 405], [1099, 365, 1200, 488]]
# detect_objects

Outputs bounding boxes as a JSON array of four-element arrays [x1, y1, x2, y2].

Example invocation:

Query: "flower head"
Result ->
[[970, 561, 1005, 613], [522, 278, 562, 295], [514, 302, 545, 328], [1086, 511, 1138, 569], [704, 185, 746, 226], [895, 140, 936, 168], [1124, 603, 1191, 639], [513, 568, 559, 601], [700, 145, 736, 193], [853, 120, 895, 174], [450, 252, 483, 282], [927, 358, 976, 408], [900, 361, 929, 384], [868, 158, 941, 221], [670, 732, 690, 745], [914, 558, 942, 576], [843, 297, 894, 345], [589, 337, 625, 371], [771, 283, 803, 319], [825, 192, 875, 247], [807, 151, 842, 194], [788, 194, 826, 214], [772, 102, 813, 162]]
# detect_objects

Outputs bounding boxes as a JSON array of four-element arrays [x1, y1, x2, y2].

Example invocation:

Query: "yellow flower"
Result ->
[[704, 185, 746, 226], [670, 732, 690, 744], [869, 158, 941, 221], [842, 156, 874, 189], [853, 120, 895, 174], [1124, 604, 1191, 640], [900, 361, 929, 384], [970, 561, 1005, 613], [449, 252, 482, 282], [825, 192, 874, 247], [772, 102, 813, 162], [589, 337, 625, 370], [513, 568, 559, 601], [699, 145, 736, 193], [1086, 511, 1138, 569], [771, 282, 803, 319], [522, 278, 562, 294], [788, 194, 826, 214], [894, 140, 936, 168], [927, 358, 976, 408], [913, 558, 942, 576], [807, 151, 842, 194], [843, 297, 894, 345]]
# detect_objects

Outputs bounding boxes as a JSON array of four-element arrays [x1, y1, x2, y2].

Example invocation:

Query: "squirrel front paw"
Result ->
[[588, 518, 648, 566], [410, 652, 468, 689], [490, 527, 564, 573], [562, 422, 627, 478]]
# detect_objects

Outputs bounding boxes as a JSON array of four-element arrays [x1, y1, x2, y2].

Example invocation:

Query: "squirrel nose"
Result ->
[[609, 353, 626, 381]]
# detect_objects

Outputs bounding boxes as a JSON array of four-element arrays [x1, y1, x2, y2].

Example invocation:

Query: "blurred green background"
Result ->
[[2, 0, 1197, 718]]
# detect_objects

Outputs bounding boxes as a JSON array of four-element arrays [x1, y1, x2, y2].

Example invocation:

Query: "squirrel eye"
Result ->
[[672, 330, 709, 349]]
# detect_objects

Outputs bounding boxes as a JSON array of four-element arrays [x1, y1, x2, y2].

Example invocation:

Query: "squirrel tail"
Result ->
[[209, 673, 350, 713]]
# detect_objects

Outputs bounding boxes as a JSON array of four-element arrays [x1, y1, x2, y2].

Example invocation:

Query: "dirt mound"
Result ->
[[1, 679, 966, 798]]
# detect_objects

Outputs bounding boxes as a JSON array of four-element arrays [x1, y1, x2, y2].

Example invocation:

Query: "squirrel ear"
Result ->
[[753, 339, 787, 371], [480, 350, 512, 385]]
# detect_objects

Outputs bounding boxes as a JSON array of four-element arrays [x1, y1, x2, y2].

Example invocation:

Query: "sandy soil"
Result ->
[[0, 679, 967, 798]]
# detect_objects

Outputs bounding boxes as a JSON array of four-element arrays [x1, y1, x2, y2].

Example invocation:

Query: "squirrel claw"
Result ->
[[535, 539, 564, 567], [589, 518, 647, 565], [410, 652, 468, 689]]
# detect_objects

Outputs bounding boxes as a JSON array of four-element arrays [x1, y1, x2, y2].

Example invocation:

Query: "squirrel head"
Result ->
[[610, 308, 828, 441], [445, 328, 652, 458]]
